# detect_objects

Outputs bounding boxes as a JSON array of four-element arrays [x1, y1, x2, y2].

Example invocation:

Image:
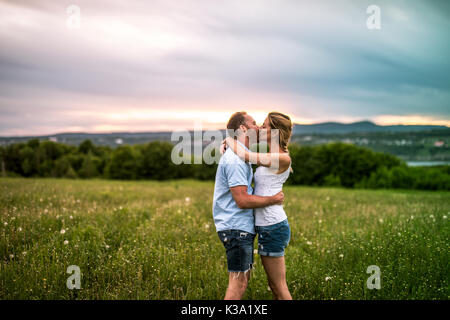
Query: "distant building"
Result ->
[[434, 141, 444, 147], [49, 137, 58, 142], [115, 138, 123, 145]]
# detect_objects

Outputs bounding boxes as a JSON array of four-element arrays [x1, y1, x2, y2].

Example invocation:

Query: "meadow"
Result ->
[[0, 177, 448, 299]]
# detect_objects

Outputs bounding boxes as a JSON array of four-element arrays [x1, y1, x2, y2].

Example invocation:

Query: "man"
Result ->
[[212, 111, 284, 300]]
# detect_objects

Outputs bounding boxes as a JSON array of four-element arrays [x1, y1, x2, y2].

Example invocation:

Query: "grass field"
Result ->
[[0, 178, 448, 300]]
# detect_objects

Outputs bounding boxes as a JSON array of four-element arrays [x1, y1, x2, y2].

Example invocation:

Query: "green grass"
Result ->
[[0, 177, 449, 299]]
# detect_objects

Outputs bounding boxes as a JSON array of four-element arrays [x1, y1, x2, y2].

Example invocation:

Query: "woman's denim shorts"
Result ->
[[218, 230, 256, 273], [255, 219, 291, 257]]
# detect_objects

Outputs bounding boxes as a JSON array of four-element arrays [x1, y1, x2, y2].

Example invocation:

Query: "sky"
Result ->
[[0, 0, 449, 136]]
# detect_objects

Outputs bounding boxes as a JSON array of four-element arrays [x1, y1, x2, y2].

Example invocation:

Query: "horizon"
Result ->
[[1, 1, 449, 136], [0, 119, 448, 138]]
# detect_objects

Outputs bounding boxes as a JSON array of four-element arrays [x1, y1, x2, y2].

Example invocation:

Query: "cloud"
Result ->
[[0, 0, 449, 135]]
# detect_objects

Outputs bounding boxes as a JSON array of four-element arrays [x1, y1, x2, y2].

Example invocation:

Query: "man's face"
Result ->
[[242, 115, 259, 144]]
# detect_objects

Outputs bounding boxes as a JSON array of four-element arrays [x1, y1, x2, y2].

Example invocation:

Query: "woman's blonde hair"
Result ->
[[267, 111, 293, 152]]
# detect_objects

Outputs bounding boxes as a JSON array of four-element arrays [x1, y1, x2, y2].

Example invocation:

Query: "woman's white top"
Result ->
[[253, 164, 290, 226]]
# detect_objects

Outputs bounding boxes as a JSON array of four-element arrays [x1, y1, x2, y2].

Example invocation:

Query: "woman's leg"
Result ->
[[260, 255, 292, 300]]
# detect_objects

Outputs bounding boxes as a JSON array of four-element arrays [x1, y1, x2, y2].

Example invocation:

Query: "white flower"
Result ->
[[326, 197, 330, 201], [339, 254, 344, 258], [325, 276, 332, 281], [306, 241, 312, 245], [9, 254, 14, 259], [69, 215, 73, 220], [60, 229, 66, 234], [379, 218, 383, 223], [105, 244, 110, 249], [410, 215, 414, 219], [22, 251, 27, 255], [185, 197, 191, 202], [18, 227, 22, 232], [444, 215, 447, 219], [64, 240, 69, 245], [318, 219, 322, 224], [4, 222, 7, 226]]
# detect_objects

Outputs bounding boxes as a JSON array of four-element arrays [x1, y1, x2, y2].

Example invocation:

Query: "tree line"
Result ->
[[0, 139, 449, 190]]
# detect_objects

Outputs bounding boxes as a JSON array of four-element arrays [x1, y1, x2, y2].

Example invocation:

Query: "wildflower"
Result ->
[[325, 276, 332, 281], [318, 219, 322, 224], [60, 229, 66, 234], [64, 240, 69, 245], [4, 222, 7, 226], [379, 218, 383, 223], [9, 254, 14, 259], [18, 227, 22, 232], [105, 245, 110, 249], [185, 197, 191, 202], [339, 254, 344, 258], [22, 251, 27, 256], [306, 241, 312, 245], [444, 215, 447, 219], [204, 223, 210, 229], [69, 215, 73, 220], [326, 197, 330, 201]]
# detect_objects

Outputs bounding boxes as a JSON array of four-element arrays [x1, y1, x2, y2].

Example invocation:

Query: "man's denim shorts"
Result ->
[[255, 219, 291, 257], [218, 230, 256, 273]]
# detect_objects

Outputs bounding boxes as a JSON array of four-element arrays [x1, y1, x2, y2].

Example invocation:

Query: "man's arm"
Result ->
[[230, 185, 284, 209]]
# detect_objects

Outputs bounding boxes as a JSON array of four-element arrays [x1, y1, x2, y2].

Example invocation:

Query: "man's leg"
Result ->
[[224, 270, 251, 300], [218, 230, 255, 300]]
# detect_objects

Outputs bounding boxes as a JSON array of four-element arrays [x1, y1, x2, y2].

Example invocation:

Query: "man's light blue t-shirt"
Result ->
[[212, 141, 255, 234]]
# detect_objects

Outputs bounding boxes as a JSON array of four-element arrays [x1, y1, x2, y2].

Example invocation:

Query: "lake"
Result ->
[[407, 161, 450, 167]]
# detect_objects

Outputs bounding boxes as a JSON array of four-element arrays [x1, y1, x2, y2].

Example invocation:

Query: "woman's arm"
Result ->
[[224, 137, 290, 169]]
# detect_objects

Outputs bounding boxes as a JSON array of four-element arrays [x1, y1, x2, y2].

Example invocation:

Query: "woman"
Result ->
[[222, 111, 293, 300]]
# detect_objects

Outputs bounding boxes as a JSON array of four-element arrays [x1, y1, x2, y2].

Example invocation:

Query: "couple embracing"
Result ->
[[212, 111, 293, 300]]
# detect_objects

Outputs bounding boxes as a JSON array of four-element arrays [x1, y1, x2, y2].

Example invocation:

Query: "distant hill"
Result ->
[[293, 121, 448, 134], [0, 121, 448, 147]]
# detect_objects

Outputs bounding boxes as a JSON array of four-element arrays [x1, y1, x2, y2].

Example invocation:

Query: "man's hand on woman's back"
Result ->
[[271, 191, 284, 205]]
